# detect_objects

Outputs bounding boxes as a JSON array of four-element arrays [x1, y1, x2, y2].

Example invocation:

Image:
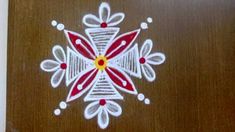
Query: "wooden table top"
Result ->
[[7, 0, 235, 131]]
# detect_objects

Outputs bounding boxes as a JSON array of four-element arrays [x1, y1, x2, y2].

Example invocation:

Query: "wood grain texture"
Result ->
[[7, 0, 235, 131]]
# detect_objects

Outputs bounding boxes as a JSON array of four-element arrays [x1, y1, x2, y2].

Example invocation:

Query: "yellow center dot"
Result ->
[[94, 56, 108, 70]]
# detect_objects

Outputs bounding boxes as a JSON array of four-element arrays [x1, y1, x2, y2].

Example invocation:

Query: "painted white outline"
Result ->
[[64, 29, 99, 58], [66, 47, 94, 86], [66, 67, 101, 102], [84, 72, 123, 102], [85, 27, 120, 55], [109, 44, 142, 78], [105, 41, 126, 57], [104, 66, 138, 95], [104, 29, 141, 60]]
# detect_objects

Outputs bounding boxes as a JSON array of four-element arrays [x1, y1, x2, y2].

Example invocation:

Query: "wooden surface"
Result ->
[[7, 0, 235, 131]]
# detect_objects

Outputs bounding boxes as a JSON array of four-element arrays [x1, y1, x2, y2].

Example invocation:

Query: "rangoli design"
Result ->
[[40, 2, 165, 129]]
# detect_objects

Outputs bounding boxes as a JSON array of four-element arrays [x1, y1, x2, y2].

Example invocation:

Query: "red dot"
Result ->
[[60, 63, 67, 69], [100, 22, 107, 28], [99, 99, 106, 106], [139, 57, 146, 64], [98, 59, 104, 66]]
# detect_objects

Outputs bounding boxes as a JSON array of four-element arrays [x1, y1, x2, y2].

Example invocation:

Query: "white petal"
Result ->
[[140, 39, 152, 57], [52, 45, 66, 63], [40, 59, 59, 72], [83, 14, 101, 28], [84, 101, 100, 119], [107, 13, 125, 27], [99, 2, 110, 22], [51, 69, 65, 88], [141, 64, 156, 82], [140, 39, 153, 57], [106, 101, 122, 117], [98, 108, 109, 129], [147, 52, 166, 65]]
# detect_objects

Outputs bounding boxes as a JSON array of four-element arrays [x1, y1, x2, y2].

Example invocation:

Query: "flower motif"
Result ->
[[40, 45, 67, 88], [64, 29, 140, 102], [84, 99, 122, 129], [83, 2, 125, 28], [139, 39, 166, 82], [40, 2, 166, 129]]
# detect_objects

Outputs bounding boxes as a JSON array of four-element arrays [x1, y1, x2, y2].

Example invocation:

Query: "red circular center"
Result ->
[[98, 59, 105, 66], [100, 22, 107, 28], [60, 63, 67, 69], [139, 57, 146, 64], [99, 99, 106, 106]]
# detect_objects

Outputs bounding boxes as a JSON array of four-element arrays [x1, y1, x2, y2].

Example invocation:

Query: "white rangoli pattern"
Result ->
[[40, 2, 166, 129]]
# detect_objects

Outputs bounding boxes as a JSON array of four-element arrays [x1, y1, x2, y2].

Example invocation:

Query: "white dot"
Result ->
[[140, 22, 148, 29], [147, 17, 153, 23], [121, 41, 126, 45], [57, 23, 64, 31], [144, 98, 150, 105], [54, 109, 61, 116], [77, 84, 83, 90], [75, 39, 82, 45], [137, 93, 145, 101], [51, 20, 57, 27], [59, 101, 67, 109], [122, 81, 127, 86]]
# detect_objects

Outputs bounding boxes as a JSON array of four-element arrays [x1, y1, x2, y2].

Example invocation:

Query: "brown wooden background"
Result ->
[[7, 0, 235, 131]]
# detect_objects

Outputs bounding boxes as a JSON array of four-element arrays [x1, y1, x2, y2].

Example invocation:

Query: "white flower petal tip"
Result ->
[[84, 101, 100, 119], [82, 14, 101, 28], [141, 63, 156, 82], [107, 13, 125, 27], [106, 101, 122, 117], [99, 2, 111, 22], [147, 52, 166, 65], [40, 60, 59, 72], [51, 69, 65, 88], [140, 39, 153, 57], [98, 108, 109, 129], [83, 2, 125, 28], [52, 45, 66, 63]]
